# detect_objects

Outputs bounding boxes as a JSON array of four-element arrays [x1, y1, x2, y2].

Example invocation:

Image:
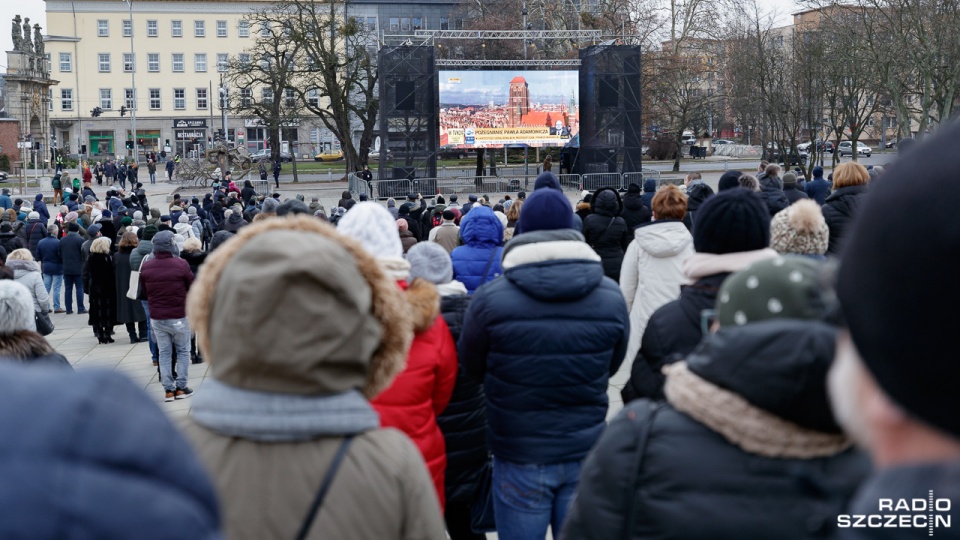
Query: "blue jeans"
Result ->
[[492, 457, 582, 540], [42, 273, 62, 310], [141, 301, 159, 361], [152, 317, 191, 392], [63, 274, 85, 312]]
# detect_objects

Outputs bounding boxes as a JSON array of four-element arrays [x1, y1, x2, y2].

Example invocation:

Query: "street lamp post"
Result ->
[[123, 0, 137, 163]]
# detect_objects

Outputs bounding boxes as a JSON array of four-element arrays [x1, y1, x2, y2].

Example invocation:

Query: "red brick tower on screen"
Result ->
[[508, 76, 529, 127]]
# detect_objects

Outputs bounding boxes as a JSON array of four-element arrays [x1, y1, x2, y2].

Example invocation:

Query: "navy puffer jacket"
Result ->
[[451, 206, 504, 294], [0, 363, 223, 539], [641, 178, 657, 209], [437, 293, 489, 504], [459, 229, 630, 464]]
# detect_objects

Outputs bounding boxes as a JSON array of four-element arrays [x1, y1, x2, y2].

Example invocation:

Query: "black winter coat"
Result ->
[[0, 231, 23, 254], [59, 232, 86, 275], [783, 185, 809, 205], [87, 253, 117, 329], [582, 187, 631, 282], [114, 249, 146, 324], [682, 183, 714, 231], [24, 219, 48, 259], [760, 185, 791, 217], [565, 322, 871, 540], [822, 184, 868, 256], [436, 293, 489, 505], [622, 272, 727, 402], [621, 192, 652, 231]]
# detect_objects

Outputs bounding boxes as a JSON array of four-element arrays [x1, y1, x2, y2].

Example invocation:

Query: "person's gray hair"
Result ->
[[0, 281, 35, 334], [90, 237, 113, 254], [737, 174, 761, 192], [47, 224, 58, 235]]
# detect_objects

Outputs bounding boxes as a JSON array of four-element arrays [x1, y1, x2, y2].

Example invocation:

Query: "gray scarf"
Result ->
[[191, 379, 379, 442]]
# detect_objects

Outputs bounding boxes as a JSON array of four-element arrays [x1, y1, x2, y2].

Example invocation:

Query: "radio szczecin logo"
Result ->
[[838, 491, 951, 536]]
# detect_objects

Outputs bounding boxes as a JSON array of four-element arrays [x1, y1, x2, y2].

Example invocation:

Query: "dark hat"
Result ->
[[397, 204, 410, 216], [534, 172, 561, 191], [142, 224, 159, 241], [152, 230, 177, 254], [693, 188, 770, 255], [782, 172, 798, 187], [517, 188, 573, 234], [468, 194, 478, 202], [442, 210, 455, 221], [160, 214, 171, 222], [517, 191, 526, 199], [121, 217, 133, 226], [436, 195, 445, 204], [67, 222, 80, 232], [812, 166, 824, 178], [837, 123, 960, 438], [408, 193, 418, 201], [359, 194, 369, 202], [718, 170, 743, 191], [627, 183, 641, 194], [87, 223, 102, 236], [276, 199, 311, 217], [717, 256, 835, 327], [0, 223, 11, 233], [102, 210, 112, 218]]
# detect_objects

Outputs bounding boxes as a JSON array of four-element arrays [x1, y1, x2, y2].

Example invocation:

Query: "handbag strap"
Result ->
[[481, 247, 499, 282], [295, 435, 355, 540]]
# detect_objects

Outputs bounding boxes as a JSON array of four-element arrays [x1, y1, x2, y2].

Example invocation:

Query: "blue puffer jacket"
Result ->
[[459, 229, 630, 464], [641, 178, 657, 209], [0, 363, 223, 539], [451, 205, 504, 294], [36, 236, 63, 275]]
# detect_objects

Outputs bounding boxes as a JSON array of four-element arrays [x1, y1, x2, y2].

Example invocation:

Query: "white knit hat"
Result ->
[[337, 202, 404, 261]]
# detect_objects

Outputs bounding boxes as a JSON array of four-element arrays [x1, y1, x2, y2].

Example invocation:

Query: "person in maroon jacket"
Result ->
[[139, 230, 195, 402]]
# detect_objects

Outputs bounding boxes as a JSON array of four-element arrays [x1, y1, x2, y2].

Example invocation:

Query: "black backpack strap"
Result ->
[[295, 435, 355, 540]]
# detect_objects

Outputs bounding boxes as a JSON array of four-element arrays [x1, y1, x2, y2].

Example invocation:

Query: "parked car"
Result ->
[[885, 139, 898, 148], [681, 134, 698, 145], [314, 150, 344, 162], [713, 139, 737, 145], [766, 142, 809, 165], [837, 141, 872, 157], [437, 148, 476, 160], [250, 149, 293, 162], [0, 171, 7, 181]]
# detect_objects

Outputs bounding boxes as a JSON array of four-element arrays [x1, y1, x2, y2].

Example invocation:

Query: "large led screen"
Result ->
[[439, 70, 579, 149]]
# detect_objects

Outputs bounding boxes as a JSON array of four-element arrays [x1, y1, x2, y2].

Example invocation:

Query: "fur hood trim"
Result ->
[[502, 240, 601, 270], [0, 330, 57, 359], [186, 216, 413, 399], [663, 361, 852, 458], [405, 278, 441, 333]]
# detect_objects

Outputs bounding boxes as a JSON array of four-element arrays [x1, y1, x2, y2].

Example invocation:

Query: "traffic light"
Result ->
[[90, 107, 102, 117], [125, 141, 133, 150], [138, 138, 144, 146], [120, 106, 127, 117]]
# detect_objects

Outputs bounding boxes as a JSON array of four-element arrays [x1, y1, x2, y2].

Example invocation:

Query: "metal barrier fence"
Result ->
[[251, 179, 271, 196], [580, 173, 623, 192], [370, 179, 413, 200], [347, 173, 369, 198], [557, 174, 581, 192]]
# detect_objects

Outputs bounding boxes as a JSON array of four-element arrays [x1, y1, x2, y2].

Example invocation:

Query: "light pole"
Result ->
[[122, 0, 137, 163]]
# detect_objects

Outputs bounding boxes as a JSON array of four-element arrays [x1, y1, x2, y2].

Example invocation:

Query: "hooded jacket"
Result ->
[[564, 321, 870, 540], [641, 178, 657, 209], [682, 182, 715, 231], [459, 229, 630, 464], [0, 228, 24, 254], [24, 218, 48, 259], [33, 194, 50, 223], [821, 184, 868, 256], [181, 217, 445, 540], [622, 248, 779, 402], [0, 364, 222, 539], [759, 183, 791, 217], [582, 187, 632, 282], [8, 259, 49, 313], [619, 220, 694, 368], [451, 206, 504, 294], [139, 251, 194, 320], [621, 188, 652, 231], [805, 176, 832, 206], [222, 213, 247, 233]]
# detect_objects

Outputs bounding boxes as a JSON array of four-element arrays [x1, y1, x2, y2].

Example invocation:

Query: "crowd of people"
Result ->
[[0, 125, 958, 540]]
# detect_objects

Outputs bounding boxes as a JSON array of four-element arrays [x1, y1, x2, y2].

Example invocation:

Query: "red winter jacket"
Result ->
[[139, 252, 194, 319], [372, 279, 458, 510]]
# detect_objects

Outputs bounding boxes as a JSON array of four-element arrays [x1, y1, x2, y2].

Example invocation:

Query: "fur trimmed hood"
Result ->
[[664, 361, 851, 458], [0, 330, 70, 368], [186, 216, 413, 399], [404, 278, 441, 333]]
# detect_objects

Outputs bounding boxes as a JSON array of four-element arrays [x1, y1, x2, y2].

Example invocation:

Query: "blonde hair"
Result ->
[[90, 237, 113, 254], [506, 199, 523, 222], [833, 162, 870, 188], [6, 248, 34, 262], [182, 237, 203, 253]]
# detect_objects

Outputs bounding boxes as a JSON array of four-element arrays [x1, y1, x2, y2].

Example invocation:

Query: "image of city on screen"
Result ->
[[439, 70, 580, 149]]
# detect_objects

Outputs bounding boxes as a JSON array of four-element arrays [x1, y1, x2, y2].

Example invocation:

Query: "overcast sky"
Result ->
[[2, 0, 799, 69]]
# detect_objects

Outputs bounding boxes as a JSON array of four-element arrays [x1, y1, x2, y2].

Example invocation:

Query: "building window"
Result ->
[[44, 53, 51, 72], [197, 88, 208, 109], [440, 17, 449, 31], [453, 18, 463, 30], [262, 88, 273, 105], [216, 20, 227, 37], [147, 20, 158, 37], [61, 89, 73, 111], [413, 18, 422, 31], [172, 53, 184, 72], [174, 88, 186, 110], [238, 20, 250, 37], [123, 19, 133, 37], [389, 18, 399, 32], [171, 20, 183, 37], [49, 89, 54, 111], [195, 53, 207, 72], [194, 20, 205, 37], [240, 87, 252, 107], [149, 89, 161, 110], [123, 52, 135, 72], [401, 18, 410, 31], [147, 53, 160, 72], [260, 55, 271, 70], [217, 53, 229, 72], [238, 53, 250, 66], [59, 52, 72, 72], [366, 17, 377, 31], [260, 21, 270, 37], [97, 19, 109, 37], [98, 53, 111, 72], [100, 88, 112, 109], [307, 88, 319, 108], [125, 89, 136, 110], [284, 88, 296, 108]]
